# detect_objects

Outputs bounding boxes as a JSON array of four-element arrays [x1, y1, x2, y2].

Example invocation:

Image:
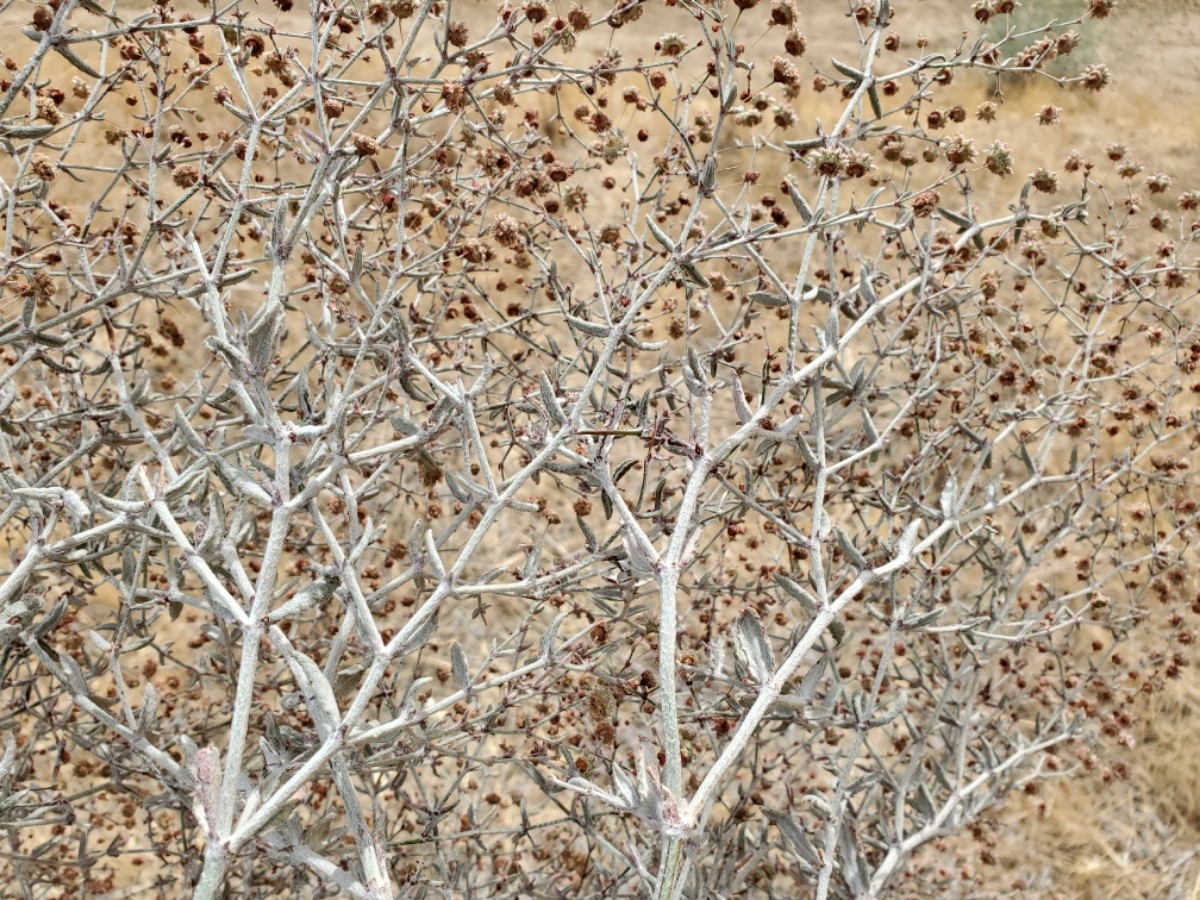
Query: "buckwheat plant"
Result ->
[[1, 0, 1196, 896]]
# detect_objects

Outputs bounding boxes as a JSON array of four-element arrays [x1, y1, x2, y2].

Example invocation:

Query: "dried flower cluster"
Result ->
[[0, 0, 1195, 897]]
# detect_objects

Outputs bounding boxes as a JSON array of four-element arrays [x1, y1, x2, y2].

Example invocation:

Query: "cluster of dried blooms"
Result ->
[[1, 0, 1197, 896]]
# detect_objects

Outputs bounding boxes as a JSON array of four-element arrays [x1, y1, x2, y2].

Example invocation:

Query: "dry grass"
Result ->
[[982, 668, 1200, 898]]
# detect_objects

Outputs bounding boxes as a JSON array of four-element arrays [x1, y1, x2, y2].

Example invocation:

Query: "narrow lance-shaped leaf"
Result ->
[[827, 618, 846, 645], [730, 376, 752, 425], [622, 332, 669, 351], [539, 372, 566, 426], [733, 610, 775, 684], [699, 155, 717, 193], [784, 137, 825, 154], [0, 732, 16, 781], [540, 612, 569, 661], [678, 261, 710, 287], [795, 654, 827, 703], [395, 608, 438, 658], [122, 547, 139, 591], [748, 291, 789, 308], [895, 520, 921, 560], [450, 643, 469, 690], [288, 648, 340, 739], [611, 761, 637, 809], [795, 435, 818, 471], [785, 180, 814, 223], [646, 218, 674, 252], [777, 574, 820, 614], [859, 265, 877, 306], [58, 652, 89, 696], [195, 490, 225, 561], [137, 683, 159, 734], [848, 358, 867, 393], [839, 817, 869, 894], [0, 123, 56, 139], [721, 73, 737, 109], [269, 570, 340, 622], [30, 596, 67, 641], [835, 526, 869, 569], [802, 792, 833, 819], [245, 301, 285, 376], [269, 202, 287, 258], [686, 346, 706, 387], [940, 473, 959, 520], [825, 308, 840, 347], [831, 57, 866, 84], [443, 470, 470, 504], [868, 82, 883, 119], [577, 515, 597, 552], [636, 389, 651, 427], [391, 413, 418, 436], [902, 608, 945, 631], [564, 314, 612, 337], [206, 335, 250, 373], [765, 810, 821, 868], [54, 42, 102, 78], [861, 407, 880, 446]]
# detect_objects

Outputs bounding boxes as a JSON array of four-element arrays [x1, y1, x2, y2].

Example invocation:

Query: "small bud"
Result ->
[[770, 0, 798, 27], [1035, 105, 1060, 126], [784, 29, 807, 57], [29, 154, 56, 181], [353, 133, 379, 156], [567, 4, 591, 30], [1030, 167, 1059, 194], [912, 189, 940, 218], [984, 141, 1014, 177], [1080, 64, 1111, 92], [172, 164, 200, 188], [771, 56, 801, 88], [447, 20, 469, 47]]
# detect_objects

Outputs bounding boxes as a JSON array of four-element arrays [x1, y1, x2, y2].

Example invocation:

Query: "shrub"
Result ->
[[1, 0, 1195, 897]]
